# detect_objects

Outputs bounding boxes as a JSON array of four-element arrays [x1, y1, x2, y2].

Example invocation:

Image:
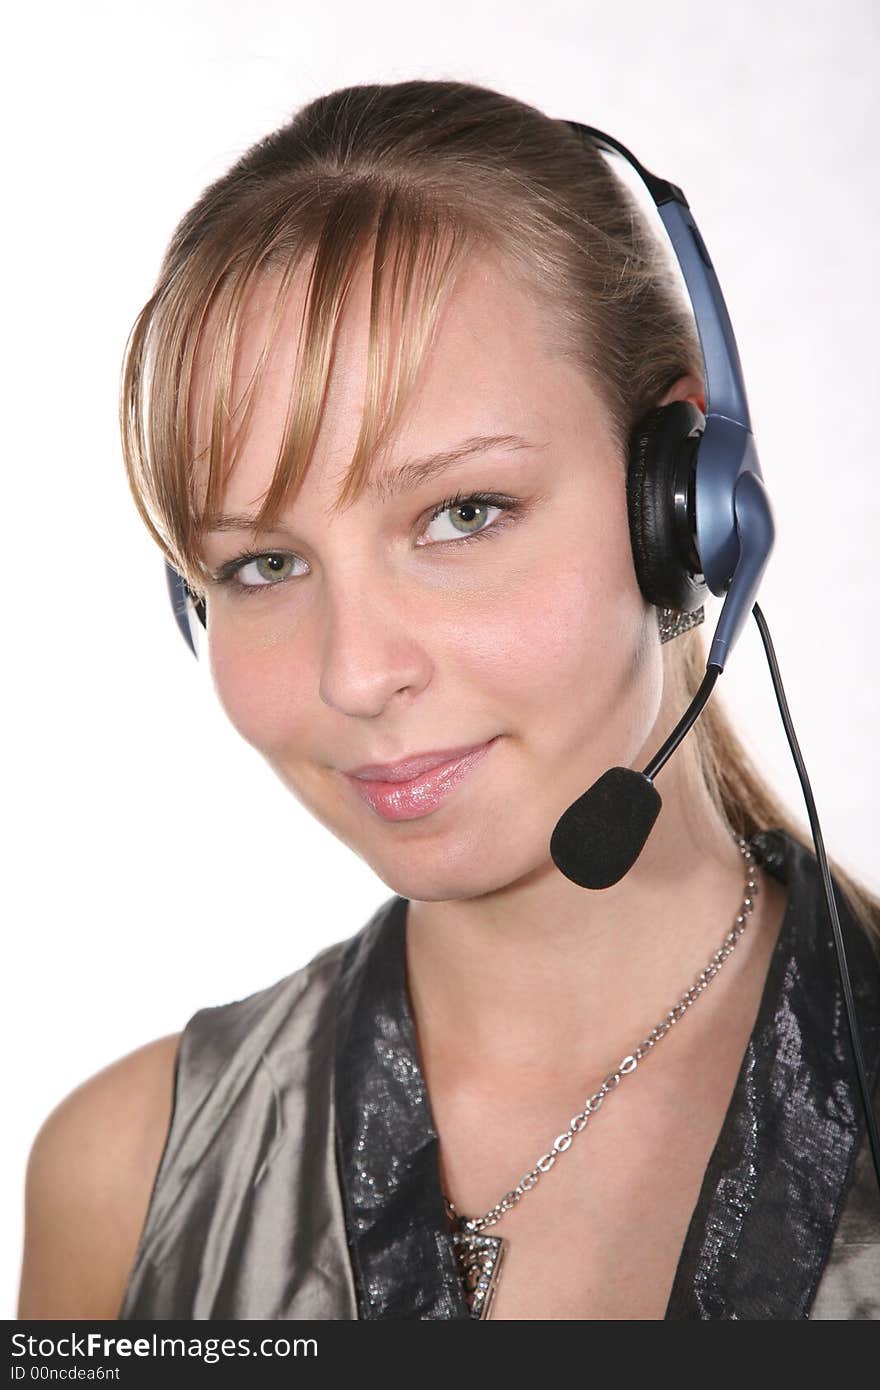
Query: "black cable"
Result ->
[[751, 600, 880, 1192], [642, 665, 720, 782]]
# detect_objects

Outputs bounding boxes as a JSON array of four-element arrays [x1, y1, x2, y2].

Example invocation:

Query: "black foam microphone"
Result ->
[[550, 665, 720, 889]]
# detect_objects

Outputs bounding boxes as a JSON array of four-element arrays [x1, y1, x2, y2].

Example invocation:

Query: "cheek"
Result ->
[[207, 622, 313, 756], [459, 502, 647, 715]]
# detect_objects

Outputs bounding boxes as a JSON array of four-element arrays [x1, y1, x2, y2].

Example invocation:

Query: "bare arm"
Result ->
[[17, 1032, 181, 1319]]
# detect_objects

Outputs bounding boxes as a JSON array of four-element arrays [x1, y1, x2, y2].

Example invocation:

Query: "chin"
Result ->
[[360, 819, 556, 904]]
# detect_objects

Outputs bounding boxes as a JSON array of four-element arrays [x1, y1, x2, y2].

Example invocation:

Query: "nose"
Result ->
[[317, 569, 433, 719]]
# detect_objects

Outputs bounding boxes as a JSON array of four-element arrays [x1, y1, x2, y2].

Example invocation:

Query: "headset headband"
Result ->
[[564, 122, 752, 433]]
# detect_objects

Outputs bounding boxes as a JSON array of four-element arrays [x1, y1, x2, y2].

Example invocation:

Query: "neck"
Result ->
[[404, 734, 763, 1082]]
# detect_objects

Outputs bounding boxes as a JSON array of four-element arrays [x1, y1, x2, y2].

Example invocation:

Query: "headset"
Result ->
[[162, 122, 879, 1192]]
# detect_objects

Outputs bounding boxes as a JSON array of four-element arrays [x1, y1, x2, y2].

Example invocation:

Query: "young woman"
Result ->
[[17, 79, 880, 1321]]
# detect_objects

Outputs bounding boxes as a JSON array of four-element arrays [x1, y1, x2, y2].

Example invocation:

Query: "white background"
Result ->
[[4, 0, 878, 1316]]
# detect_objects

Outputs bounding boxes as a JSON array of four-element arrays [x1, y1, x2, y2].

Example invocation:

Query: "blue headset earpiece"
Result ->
[[164, 119, 774, 671], [563, 121, 774, 672], [165, 560, 204, 659]]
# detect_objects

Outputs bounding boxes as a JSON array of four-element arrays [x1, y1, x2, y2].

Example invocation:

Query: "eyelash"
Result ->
[[210, 490, 523, 599]]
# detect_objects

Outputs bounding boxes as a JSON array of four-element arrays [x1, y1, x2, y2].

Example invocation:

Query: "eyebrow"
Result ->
[[204, 433, 543, 532]]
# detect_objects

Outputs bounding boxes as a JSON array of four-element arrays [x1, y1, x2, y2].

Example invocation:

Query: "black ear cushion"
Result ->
[[627, 400, 710, 612]]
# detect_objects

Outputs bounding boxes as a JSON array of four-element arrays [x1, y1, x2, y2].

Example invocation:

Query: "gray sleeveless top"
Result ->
[[118, 829, 880, 1320]]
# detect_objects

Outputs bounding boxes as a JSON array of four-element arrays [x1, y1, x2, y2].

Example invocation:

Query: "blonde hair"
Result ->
[[119, 78, 879, 945]]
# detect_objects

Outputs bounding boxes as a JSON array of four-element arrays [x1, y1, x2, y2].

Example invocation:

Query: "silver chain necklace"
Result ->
[[442, 834, 759, 1319]]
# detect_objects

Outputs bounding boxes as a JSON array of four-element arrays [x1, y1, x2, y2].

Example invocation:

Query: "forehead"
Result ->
[[189, 241, 588, 518]]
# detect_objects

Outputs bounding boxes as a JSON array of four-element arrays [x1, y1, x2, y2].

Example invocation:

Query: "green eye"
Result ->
[[424, 495, 504, 543], [221, 551, 305, 593], [250, 554, 295, 584]]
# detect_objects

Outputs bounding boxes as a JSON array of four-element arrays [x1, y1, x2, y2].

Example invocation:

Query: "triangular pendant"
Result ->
[[449, 1227, 507, 1319]]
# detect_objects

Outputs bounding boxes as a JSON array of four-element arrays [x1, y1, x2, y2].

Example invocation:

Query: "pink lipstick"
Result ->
[[344, 738, 498, 821]]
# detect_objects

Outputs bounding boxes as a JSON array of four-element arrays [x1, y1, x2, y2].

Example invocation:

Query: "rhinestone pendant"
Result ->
[[449, 1225, 507, 1319]]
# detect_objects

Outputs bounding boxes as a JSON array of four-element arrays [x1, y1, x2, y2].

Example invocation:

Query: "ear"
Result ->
[[657, 372, 706, 416]]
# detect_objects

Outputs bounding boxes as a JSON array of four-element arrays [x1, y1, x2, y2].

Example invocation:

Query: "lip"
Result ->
[[347, 741, 495, 783], [343, 738, 498, 822]]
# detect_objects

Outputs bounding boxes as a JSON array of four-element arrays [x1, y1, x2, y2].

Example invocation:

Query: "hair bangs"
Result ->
[[128, 182, 472, 598], [203, 188, 473, 547]]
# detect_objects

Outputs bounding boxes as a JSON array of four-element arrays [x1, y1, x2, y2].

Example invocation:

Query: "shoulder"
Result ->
[[17, 912, 391, 1320], [174, 933, 353, 1090], [17, 1031, 182, 1319]]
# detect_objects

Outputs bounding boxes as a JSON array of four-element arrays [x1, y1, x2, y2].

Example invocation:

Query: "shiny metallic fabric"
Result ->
[[811, 1119, 880, 1319], [119, 828, 880, 1321], [118, 939, 359, 1318]]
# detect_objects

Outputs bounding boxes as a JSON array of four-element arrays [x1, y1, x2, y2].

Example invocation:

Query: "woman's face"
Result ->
[[194, 247, 665, 901]]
